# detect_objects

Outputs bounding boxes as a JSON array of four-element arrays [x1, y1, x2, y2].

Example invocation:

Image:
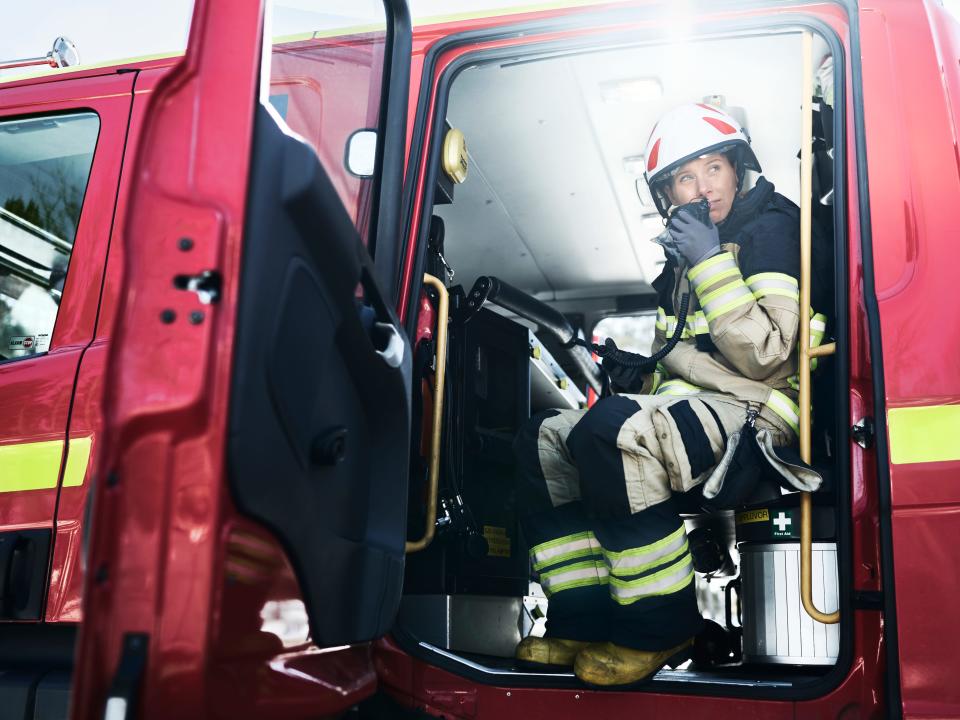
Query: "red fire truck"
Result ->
[[0, 0, 958, 717]]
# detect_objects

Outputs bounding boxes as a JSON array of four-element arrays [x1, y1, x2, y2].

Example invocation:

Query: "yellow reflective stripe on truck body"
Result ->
[[0, 437, 92, 492], [888, 405, 960, 465]]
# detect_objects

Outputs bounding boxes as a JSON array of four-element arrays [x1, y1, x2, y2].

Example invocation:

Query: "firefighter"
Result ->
[[514, 103, 828, 685]]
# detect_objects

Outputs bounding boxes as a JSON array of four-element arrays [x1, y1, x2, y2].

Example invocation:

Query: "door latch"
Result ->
[[851, 417, 874, 449], [173, 270, 222, 304]]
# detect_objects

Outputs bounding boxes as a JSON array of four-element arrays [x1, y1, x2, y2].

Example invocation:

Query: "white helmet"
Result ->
[[643, 103, 761, 218]]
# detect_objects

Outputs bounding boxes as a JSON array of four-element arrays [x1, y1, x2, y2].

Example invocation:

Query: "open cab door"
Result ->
[[72, 1, 412, 718]]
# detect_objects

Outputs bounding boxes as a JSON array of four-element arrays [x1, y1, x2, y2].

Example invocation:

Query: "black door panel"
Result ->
[[228, 105, 411, 646]]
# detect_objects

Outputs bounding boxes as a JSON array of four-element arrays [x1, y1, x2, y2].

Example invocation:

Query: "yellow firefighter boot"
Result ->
[[573, 638, 694, 686], [515, 636, 592, 668]]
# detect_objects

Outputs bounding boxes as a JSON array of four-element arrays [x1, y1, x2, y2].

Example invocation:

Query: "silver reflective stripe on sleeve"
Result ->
[[681, 311, 710, 339], [608, 554, 695, 605], [688, 252, 737, 286], [656, 307, 678, 336], [700, 280, 754, 322], [810, 312, 827, 345], [530, 531, 600, 572], [656, 307, 667, 330], [693, 311, 709, 335], [745, 272, 800, 301]]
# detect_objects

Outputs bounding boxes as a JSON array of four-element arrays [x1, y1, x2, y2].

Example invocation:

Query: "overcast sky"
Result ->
[[1, 1, 581, 78], [4, 1, 960, 79]]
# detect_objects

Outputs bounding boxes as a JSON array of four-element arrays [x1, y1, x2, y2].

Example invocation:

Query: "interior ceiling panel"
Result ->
[[439, 57, 645, 297], [437, 30, 805, 305]]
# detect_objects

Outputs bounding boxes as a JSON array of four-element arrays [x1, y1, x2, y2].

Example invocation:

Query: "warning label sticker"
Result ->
[[35, 333, 50, 352], [483, 525, 511, 558], [9, 336, 35, 351], [735, 508, 770, 525]]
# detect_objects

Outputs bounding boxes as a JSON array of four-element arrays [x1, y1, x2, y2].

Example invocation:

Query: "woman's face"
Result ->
[[665, 152, 738, 224]]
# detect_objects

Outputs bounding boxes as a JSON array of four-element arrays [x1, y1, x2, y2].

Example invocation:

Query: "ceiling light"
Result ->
[[635, 178, 657, 211], [622, 155, 646, 176], [599, 77, 663, 104]]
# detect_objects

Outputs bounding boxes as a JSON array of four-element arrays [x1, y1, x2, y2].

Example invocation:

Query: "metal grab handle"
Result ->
[[799, 31, 839, 624], [406, 274, 450, 553]]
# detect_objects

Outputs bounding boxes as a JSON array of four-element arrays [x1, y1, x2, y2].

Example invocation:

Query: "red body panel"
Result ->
[[71, 4, 377, 718], [0, 73, 133, 614], [0, 0, 948, 716], [859, 1, 960, 715], [46, 67, 169, 623]]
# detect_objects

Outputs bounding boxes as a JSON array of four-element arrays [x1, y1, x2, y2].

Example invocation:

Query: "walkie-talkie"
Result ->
[[653, 198, 712, 250], [668, 197, 712, 230]]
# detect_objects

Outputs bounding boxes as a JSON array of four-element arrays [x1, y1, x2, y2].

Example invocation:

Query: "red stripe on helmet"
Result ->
[[697, 103, 723, 114], [647, 138, 661, 172], [702, 116, 737, 135]]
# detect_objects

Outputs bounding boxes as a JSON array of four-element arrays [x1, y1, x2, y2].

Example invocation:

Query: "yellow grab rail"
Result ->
[[799, 30, 839, 624], [406, 274, 450, 553]]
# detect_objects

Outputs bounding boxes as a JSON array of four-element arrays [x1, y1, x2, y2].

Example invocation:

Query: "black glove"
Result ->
[[600, 338, 653, 394]]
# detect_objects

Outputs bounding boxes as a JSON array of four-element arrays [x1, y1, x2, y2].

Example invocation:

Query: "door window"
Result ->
[[0, 112, 99, 360], [267, 1, 387, 243]]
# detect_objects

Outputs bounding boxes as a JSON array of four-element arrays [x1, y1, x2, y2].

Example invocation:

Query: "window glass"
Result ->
[[266, 1, 387, 243], [0, 112, 99, 360], [593, 314, 657, 357]]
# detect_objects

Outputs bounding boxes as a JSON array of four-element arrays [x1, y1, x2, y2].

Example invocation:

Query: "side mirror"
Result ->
[[345, 129, 377, 178], [49, 37, 80, 68]]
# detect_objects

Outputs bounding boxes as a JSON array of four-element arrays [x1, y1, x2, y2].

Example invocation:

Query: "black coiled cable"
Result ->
[[566, 292, 690, 372]]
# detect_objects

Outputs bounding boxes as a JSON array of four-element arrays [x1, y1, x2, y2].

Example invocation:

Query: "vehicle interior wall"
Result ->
[[435, 31, 812, 327], [400, 19, 844, 697]]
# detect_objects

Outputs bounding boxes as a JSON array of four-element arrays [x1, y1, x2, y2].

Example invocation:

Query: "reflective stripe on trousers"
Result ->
[[530, 526, 694, 604]]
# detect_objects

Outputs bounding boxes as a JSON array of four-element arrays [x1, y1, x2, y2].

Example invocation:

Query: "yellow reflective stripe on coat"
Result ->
[[766, 390, 801, 434], [787, 310, 829, 388], [688, 252, 737, 284], [0, 437, 91, 492], [701, 280, 754, 322], [692, 311, 709, 335], [680, 312, 710, 339], [888, 405, 960, 464], [656, 379, 702, 396], [695, 268, 740, 295], [656, 308, 678, 336]]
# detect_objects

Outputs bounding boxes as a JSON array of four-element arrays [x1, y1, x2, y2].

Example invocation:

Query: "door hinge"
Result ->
[[851, 416, 874, 449]]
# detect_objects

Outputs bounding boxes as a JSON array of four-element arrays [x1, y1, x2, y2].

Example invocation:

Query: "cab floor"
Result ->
[[425, 643, 831, 690]]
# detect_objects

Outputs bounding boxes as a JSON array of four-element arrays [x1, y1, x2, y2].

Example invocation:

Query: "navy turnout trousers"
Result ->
[[514, 392, 793, 650]]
